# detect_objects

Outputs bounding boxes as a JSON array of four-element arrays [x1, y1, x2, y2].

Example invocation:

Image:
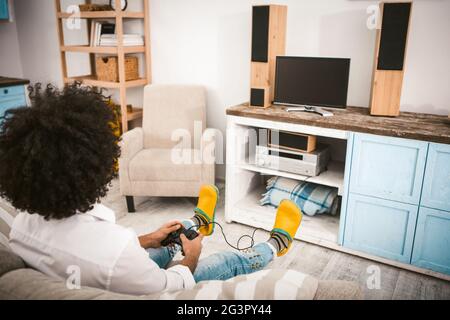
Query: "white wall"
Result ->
[[13, 0, 92, 85], [14, 0, 61, 84], [0, 18, 23, 78], [150, 0, 450, 177], [3, 0, 449, 179], [400, 1, 450, 115], [150, 0, 450, 116]]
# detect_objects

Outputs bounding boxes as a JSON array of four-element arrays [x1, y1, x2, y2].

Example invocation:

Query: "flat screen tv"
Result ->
[[274, 56, 351, 109]]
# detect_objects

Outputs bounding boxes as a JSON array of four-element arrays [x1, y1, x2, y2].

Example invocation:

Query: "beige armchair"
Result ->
[[119, 84, 215, 212]]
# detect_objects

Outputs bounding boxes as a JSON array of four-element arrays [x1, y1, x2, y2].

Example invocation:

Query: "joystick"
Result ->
[[161, 226, 199, 255]]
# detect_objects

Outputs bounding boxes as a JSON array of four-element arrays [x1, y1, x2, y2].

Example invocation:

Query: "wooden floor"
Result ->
[[102, 180, 450, 300]]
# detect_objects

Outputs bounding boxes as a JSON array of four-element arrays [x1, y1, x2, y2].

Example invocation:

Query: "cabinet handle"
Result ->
[[3, 89, 8, 94]]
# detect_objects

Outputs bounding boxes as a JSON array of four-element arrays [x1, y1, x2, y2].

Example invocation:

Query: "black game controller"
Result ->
[[161, 226, 199, 255]]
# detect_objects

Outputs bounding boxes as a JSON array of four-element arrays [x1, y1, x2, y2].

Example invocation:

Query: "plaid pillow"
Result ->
[[261, 177, 339, 216]]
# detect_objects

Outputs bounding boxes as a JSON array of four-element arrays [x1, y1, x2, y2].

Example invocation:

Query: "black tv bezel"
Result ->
[[273, 56, 351, 109]]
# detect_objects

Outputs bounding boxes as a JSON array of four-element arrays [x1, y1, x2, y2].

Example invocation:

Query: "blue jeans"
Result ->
[[147, 220, 274, 282]]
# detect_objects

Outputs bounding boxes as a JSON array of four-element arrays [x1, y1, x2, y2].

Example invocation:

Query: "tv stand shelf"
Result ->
[[233, 184, 340, 245], [225, 109, 350, 248], [239, 160, 345, 195]]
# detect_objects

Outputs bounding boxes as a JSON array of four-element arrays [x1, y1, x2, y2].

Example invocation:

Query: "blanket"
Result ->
[[156, 269, 318, 300]]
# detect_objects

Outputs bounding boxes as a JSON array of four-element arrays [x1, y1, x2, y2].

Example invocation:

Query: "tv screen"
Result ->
[[274, 56, 350, 109]]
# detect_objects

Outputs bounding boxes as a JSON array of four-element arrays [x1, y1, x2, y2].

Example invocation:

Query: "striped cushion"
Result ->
[[0, 198, 17, 247], [156, 269, 318, 300]]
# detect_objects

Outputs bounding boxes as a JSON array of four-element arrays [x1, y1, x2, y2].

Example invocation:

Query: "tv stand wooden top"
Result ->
[[226, 103, 450, 144]]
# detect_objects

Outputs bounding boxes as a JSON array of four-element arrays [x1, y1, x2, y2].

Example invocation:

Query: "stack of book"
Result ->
[[90, 21, 115, 47], [100, 34, 145, 47]]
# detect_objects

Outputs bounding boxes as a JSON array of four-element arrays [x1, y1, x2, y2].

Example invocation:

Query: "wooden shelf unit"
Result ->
[[127, 109, 143, 121], [55, 0, 152, 132], [64, 76, 148, 89], [61, 45, 146, 54], [57, 11, 145, 19]]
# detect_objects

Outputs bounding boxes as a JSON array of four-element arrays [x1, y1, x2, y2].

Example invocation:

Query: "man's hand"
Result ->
[[180, 233, 204, 273], [138, 221, 182, 249]]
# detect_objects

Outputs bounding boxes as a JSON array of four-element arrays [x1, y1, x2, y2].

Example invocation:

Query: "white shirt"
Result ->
[[9, 204, 195, 295]]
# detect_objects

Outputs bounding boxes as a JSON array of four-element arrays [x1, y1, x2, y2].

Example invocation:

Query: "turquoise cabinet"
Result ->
[[411, 207, 450, 275], [349, 133, 428, 205], [421, 143, 450, 212], [343, 132, 450, 274], [0, 85, 27, 120], [344, 193, 418, 263], [0, 0, 9, 20]]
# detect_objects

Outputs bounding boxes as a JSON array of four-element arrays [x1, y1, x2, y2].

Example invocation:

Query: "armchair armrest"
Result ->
[[201, 128, 217, 165], [119, 128, 144, 196], [200, 129, 217, 184], [119, 127, 144, 162]]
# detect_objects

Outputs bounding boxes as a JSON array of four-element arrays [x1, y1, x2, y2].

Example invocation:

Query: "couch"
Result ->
[[0, 245, 362, 300], [0, 198, 362, 300]]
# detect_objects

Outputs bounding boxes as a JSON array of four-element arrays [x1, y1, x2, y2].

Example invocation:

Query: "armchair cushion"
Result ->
[[129, 149, 203, 182], [142, 85, 206, 149]]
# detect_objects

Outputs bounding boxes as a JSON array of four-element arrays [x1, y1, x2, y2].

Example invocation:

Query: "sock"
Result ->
[[266, 242, 278, 257], [267, 232, 290, 254], [190, 214, 207, 228]]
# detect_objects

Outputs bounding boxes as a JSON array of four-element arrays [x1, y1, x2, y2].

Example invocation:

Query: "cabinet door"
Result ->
[[350, 133, 428, 205], [0, 86, 27, 120], [344, 193, 418, 263], [0, 97, 26, 119], [421, 143, 450, 212], [411, 207, 450, 275], [0, 86, 25, 99], [0, 0, 9, 20]]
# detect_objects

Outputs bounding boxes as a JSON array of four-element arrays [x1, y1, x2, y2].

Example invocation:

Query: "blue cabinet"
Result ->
[[343, 132, 450, 274], [344, 193, 418, 263], [411, 207, 450, 275], [0, 85, 27, 120], [421, 143, 450, 212], [349, 133, 428, 205], [0, 0, 9, 20]]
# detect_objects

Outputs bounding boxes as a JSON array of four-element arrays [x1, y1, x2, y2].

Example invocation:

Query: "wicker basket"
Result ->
[[96, 56, 139, 82], [79, 4, 112, 11]]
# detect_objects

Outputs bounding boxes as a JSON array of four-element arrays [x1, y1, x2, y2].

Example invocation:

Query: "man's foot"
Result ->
[[269, 200, 302, 257], [191, 185, 219, 236]]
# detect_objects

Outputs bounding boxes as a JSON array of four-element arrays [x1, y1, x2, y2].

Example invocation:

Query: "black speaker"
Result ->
[[377, 2, 411, 71], [250, 88, 265, 107], [250, 5, 286, 108], [251, 6, 270, 63]]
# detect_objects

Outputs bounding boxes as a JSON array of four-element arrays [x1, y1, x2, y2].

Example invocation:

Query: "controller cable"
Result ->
[[187, 222, 268, 251], [182, 176, 314, 251]]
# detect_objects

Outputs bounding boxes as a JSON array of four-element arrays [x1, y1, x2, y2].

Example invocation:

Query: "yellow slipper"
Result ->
[[271, 199, 302, 257], [194, 185, 219, 236]]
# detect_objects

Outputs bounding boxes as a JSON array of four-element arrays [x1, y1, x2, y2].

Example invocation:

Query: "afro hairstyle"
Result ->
[[0, 82, 120, 220]]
